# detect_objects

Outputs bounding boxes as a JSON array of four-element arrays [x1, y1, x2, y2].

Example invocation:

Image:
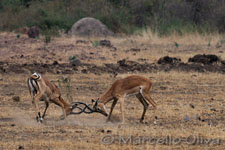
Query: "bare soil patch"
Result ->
[[0, 33, 225, 150]]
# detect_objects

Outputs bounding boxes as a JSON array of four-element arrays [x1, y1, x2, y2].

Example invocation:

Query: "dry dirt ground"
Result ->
[[0, 32, 225, 150]]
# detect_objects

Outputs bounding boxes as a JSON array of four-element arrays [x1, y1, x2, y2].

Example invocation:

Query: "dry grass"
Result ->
[[0, 32, 225, 150], [0, 72, 225, 150], [136, 28, 224, 45], [1, 31, 225, 65]]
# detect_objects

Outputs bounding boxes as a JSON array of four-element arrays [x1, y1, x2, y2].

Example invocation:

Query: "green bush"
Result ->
[[92, 41, 99, 47], [0, 0, 224, 36], [69, 55, 77, 62]]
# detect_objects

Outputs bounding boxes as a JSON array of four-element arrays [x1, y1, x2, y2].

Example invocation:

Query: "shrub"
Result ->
[[0, 0, 224, 35], [69, 55, 77, 62]]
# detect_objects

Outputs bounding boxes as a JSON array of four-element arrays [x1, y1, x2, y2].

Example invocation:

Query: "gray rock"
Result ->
[[184, 115, 190, 122], [27, 26, 39, 38], [12, 96, 20, 102], [69, 17, 113, 37]]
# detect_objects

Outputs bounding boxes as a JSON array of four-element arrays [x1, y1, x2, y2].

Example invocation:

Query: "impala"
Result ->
[[27, 72, 72, 123], [92, 75, 156, 123]]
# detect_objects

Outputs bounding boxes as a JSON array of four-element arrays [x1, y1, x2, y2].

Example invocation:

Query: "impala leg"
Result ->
[[148, 95, 157, 109], [42, 101, 49, 119], [141, 91, 158, 124], [119, 97, 125, 123], [136, 93, 149, 123], [59, 96, 72, 116], [107, 98, 118, 122], [60, 107, 66, 120], [33, 92, 43, 123], [51, 97, 67, 120], [141, 91, 156, 109]]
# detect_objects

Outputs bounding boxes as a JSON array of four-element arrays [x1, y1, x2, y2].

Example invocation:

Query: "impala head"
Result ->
[[91, 98, 108, 117], [30, 72, 41, 80]]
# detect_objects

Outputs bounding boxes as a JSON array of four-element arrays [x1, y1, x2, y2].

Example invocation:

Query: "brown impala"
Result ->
[[27, 72, 72, 123], [92, 75, 156, 123]]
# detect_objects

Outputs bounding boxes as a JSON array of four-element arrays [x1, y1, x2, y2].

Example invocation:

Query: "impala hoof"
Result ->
[[36, 116, 43, 123], [39, 118, 43, 123]]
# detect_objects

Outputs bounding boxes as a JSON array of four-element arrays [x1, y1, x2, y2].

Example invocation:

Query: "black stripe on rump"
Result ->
[[28, 78, 39, 96]]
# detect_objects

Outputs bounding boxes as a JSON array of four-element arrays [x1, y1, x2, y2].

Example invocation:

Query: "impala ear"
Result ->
[[91, 99, 95, 103]]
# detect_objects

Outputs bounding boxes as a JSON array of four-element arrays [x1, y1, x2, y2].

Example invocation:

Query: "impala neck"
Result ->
[[99, 90, 113, 104]]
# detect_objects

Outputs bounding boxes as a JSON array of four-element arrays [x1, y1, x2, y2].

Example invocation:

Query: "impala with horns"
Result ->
[[92, 75, 156, 123], [27, 72, 72, 123]]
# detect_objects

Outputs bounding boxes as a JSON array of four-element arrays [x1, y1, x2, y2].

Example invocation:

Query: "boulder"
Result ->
[[27, 26, 39, 38], [69, 17, 113, 37], [158, 56, 181, 65], [99, 40, 111, 47], [188, 54, 219, 64]]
